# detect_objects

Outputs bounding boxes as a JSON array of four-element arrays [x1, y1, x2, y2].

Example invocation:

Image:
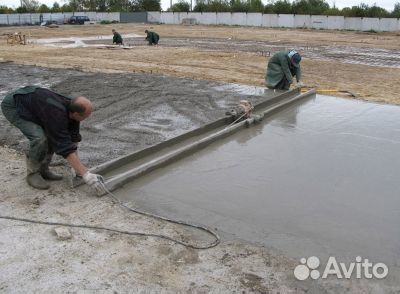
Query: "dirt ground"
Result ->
[[1, 23, 400, 293], [0, 24, 400, 104]]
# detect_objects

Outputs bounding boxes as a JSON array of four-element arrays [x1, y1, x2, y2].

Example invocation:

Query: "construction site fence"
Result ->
[[1, 11, 399, 32], [0, 12, 120, 26]]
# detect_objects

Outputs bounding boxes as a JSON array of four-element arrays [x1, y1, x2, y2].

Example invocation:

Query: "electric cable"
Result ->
[[0, 182, 220, 250]]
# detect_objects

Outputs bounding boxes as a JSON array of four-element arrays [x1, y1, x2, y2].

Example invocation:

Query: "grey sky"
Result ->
[[1, 0, 398, 12]]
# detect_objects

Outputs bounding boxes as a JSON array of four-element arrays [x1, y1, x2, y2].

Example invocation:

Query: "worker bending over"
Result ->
[[112, 29, 123, 45], [1, 86, 106, 195], [145, 29, 159, 46], [266, 50, 303, 90]]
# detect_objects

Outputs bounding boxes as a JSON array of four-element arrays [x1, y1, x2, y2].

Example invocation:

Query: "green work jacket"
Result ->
[[265, 50, 301, 88]]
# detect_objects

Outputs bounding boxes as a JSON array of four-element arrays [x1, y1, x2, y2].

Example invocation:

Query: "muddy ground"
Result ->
[[1, 24, 400, 104], [0, 62, 274, 166], [1, 24, 400, 293]]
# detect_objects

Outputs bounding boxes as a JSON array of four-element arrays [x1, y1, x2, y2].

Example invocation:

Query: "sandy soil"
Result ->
[[1, 24, 400, 293], [0, 24, 400, 104]]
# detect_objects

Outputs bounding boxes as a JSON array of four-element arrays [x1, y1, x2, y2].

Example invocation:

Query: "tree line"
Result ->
[[1, 0, 400, 18]]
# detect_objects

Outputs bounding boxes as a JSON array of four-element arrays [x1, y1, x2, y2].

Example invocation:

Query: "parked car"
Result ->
[[68, 16, 90, 25]]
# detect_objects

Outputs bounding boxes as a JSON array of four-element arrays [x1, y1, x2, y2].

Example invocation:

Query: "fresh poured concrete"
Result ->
[[114, 95, 400, 277]]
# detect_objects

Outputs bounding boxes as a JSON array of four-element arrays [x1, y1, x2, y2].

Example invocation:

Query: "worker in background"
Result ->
[[112, 29, 123, 45], [1, 86, 106, 195], [145, 29, 159, 46], [265, 50, 303, 90]]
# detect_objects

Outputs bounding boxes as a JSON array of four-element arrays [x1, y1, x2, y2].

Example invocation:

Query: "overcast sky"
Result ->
[[1, 0, 398, 12]]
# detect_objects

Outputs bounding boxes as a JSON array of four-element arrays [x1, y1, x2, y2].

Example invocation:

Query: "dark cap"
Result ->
[[288, 50, 301, 67]]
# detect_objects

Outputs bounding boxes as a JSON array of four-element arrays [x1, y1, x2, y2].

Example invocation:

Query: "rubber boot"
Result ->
[[26, 157, 50, 190], [40, 153, 63, 181]]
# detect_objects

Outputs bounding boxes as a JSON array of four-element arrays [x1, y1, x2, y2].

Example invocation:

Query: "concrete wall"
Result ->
[[217, 12, 231, 25], [311, 15, 328, 29], [294, 14, 311, 28], [344, 17, 363, 30], [246, 13, 262, 26], [327, 16, 344, 30], [278, 14, 295, 28], [379, 17, 399, 31], [1, 11, 399, 32], [231, 13, 246, 26], [262, 14, 279, 27], [152, 12, 399, 32], [120, 12, 147, 23], [147, 11, 161, 23], [0, 12, 119, 25]]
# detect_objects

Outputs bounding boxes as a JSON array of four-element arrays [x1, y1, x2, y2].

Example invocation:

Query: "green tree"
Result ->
[[322, 6, 340, 15], [16, 6, 29, 13], [208, 0, 230, 12], [60, 3, 74, 12], [0, 5, 14, 13], [263, 3, 274, 13], [272, 0, 292, 14], [193, 0, 207, 12], [392, 2, 400, 17], [230, 0, 248, 12], [68, 0, 82, 11], [169, 0, 190, 11], [38, 4, 50, 12], [366, 4, 389, 17], [131, 0, 161, 11], [292, 0, 329, 15], [248, 0, 263, 12], [51, 1, 60, 12], [108, 0, 130, 12]]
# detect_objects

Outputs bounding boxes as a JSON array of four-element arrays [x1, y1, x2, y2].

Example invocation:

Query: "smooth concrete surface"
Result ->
[[102, 90, 314, 191], [114, 95, 400, 276]]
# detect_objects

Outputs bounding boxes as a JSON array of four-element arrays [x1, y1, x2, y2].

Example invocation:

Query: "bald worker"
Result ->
[[1, 86, 105, 194]]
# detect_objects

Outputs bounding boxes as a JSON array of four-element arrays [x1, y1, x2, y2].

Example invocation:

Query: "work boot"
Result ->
[[40, 153, 63, 181], [26, 157, 50, 190]]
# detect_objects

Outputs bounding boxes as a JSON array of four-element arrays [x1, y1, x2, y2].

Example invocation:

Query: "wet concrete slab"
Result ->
[[0, 62, 279, 167], [114, 95, 400, 276]]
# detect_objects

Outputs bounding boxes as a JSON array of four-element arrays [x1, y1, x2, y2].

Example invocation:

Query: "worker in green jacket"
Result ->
[[265, 50, 303, 90], [112, 29, 123, 45], [145, 30, 159, 46]]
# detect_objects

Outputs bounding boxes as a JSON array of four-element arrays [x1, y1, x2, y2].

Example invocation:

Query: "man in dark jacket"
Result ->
[[112, 29, 123, 45], [1, 86, 105, 194], [145, 29, 159, 46], [265, 50, 303, 90]]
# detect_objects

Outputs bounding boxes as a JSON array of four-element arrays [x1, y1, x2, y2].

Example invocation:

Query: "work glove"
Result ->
[[296, 81, 305, 88], [83, 171, 107, 196]]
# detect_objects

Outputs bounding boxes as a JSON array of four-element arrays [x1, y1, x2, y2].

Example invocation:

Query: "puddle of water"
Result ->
[[30, 33, 143, 48], [121, 104, 196, 139], [213, 83, 278, 97], [114, 95, 400, 272]]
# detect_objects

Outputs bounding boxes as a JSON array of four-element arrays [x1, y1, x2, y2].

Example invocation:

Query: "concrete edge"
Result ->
[[103, 88, 315, 192], [90, 88, 300, 175]]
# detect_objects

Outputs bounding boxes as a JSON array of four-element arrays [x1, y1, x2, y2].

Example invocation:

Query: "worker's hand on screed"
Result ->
[[296, 81, 305, 88], [83, 172, 106, 196]]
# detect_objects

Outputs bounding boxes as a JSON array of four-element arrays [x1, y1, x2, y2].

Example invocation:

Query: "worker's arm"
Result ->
[[66, 151, 88, 176], [295, 65, 302, 83]]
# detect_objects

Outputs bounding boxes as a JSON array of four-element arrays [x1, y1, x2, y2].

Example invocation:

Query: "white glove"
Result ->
[[296, 81, 305, 88], [83, 172, 106, 196]]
